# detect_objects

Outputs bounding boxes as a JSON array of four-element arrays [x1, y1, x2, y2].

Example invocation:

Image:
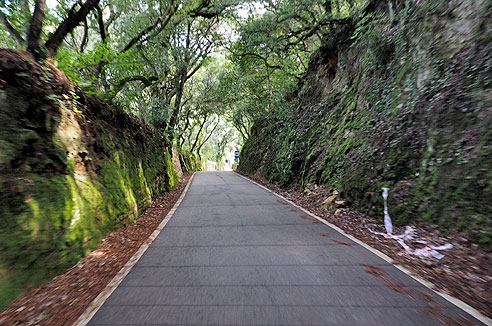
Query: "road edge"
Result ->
[[73, 173, 195, 326], [235, 172, 492, 326]]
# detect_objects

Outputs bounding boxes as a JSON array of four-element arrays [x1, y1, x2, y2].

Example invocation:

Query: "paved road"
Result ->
[[88, 171, 484, 326]]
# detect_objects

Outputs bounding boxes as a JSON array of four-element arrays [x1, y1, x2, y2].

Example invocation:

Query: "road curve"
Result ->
[[87, 171, 484, 326]]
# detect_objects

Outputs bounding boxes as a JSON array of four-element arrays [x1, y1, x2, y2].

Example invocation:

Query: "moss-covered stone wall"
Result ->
[[0, 50, 179, 310], [240, 0, 492, 247]]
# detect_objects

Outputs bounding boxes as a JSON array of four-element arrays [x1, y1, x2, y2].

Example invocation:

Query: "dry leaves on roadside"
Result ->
[[244, 172, 492, 320], [0, 174, 192, 326]]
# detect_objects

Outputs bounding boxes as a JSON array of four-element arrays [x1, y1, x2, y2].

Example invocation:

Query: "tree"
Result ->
[[1, 0, 101, 58], [219, 0, 366, 140], [0, 0, 367, 159]]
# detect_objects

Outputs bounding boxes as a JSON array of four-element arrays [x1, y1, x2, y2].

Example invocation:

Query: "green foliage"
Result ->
[[179, 149, 202, 172], [166, 148, 179, 189], [240, 0, 492, 249], [351, 12, 375, 43], [352, 12, 394, 69], [0, 57, 178, 309], [0, 0, 377, 312], [0, 127, 176, 311], [55, 43, 116, 88]]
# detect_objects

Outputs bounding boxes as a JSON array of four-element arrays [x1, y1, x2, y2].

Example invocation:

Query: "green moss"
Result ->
[[240, 0, 492, 250], [138, 162, 153, 207], [100, 157, 137, 222], [166, 148, 179, 190], [0, 265, 22, 312], [179, 150, 202, 172], [396, 58, 413, 84], [0, 97, 179, 311]]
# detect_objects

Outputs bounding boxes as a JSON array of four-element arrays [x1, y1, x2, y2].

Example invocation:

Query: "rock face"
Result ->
[[239, 0, 492, 247], [0, 50, 180, 310]]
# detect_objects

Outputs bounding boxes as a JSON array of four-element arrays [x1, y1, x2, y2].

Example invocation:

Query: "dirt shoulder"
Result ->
[[0, 173, 192, 326]]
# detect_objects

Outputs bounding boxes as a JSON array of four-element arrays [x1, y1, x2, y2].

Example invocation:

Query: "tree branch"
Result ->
[[197, 120, 219, 153], [277, 17, 352, 52], [190, 0, 225, 19], [45, 0, 100, 57], [179, 107, 193, 148], [27, 0, 46, 56], [120, 0, 174, 54], [105, 5, 119, 32], [137, 46, 158, 75], [191, 115, 208, 152], [80, 17, 88, 52], [237, 52, 282, 70], [113, 75, 158, 96], [95, 3, 106, 42], [0, 11, 24, 46]]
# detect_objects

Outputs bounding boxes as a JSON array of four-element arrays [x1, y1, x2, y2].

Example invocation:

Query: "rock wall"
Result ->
[[0, 50, 179, 310], [240, 0, 492, 246]]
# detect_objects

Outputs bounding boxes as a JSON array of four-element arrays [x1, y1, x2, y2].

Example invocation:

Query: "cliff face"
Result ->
[[0, 50, 180, 309], [240, 0, 492, 246]]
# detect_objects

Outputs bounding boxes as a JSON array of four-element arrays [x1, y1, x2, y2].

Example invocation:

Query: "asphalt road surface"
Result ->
[[87, 171, 484, 326]]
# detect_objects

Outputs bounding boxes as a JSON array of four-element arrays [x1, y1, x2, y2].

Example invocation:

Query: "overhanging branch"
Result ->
[[120, 0, 175, 54], [237, 52, 282, 70], [113, 75, 159, 96], [45, 0, 101, 57], [0, 11, 24, 46]]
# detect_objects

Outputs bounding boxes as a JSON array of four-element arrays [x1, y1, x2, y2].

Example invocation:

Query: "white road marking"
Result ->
[[73, 173, 195, 326], [236, 172, 492, 326]]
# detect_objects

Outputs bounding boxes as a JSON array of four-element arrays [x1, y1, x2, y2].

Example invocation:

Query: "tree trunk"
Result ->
[[95, 4, 106, 42], [191, 116, 208, 152], [196, 121, 219, 154], [166, 19, 193, 140], [179, 108, 192, 148], [167, 67, 187, 139], [45, 0, 100, 57], [79, 18, 88, 52], [26, 0, 46, 57]]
